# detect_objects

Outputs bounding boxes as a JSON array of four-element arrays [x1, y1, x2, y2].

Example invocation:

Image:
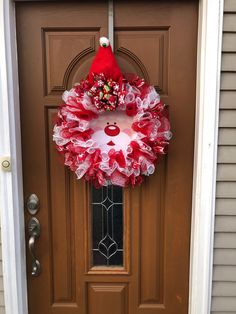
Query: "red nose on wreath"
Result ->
[[104, 124, 120, 136]]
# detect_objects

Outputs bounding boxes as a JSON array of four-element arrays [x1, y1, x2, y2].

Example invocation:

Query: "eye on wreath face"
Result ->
[[90, 111, 135, 153]]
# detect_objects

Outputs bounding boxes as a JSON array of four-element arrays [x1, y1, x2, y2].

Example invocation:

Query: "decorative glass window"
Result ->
[[91, 185, 123, 266]]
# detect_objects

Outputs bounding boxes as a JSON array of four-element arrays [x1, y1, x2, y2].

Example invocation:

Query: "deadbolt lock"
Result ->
[[26, 194, 40, 215]]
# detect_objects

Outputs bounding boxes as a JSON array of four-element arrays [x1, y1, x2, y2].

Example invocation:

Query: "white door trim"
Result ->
[[0, 1, 223, 313], [189, 0, 224, 313]]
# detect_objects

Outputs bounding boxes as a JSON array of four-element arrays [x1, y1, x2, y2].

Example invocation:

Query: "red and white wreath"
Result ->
[[53, 37, 172, 188]]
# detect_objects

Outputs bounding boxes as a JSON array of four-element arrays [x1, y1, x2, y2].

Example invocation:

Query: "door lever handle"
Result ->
[[28, 217, 41, 276]]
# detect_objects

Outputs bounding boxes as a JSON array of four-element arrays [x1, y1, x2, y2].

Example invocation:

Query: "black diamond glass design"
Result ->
[[91, 185, 123, 266]]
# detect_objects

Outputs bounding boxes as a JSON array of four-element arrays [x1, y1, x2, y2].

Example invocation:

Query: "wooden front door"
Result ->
[[16, 1, 198, 313]]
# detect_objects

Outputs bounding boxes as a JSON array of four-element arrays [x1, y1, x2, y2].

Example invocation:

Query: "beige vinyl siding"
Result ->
[[211, 0, 236, 313]]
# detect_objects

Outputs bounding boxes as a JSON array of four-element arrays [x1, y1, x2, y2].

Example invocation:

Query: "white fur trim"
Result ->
[[99, 37, 110, 47]]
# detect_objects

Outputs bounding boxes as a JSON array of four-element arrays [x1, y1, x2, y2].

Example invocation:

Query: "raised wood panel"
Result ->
[[115, 3, 197, 314], [88, 283, 128, 314], [215, 216, 236, 232], [139, 167, 165, 305], [218, 146, 236, 163], [212, 281, 236, 296], [214, 233, 236, 248], [214, 249, 236, 265], [222, 33, 236, 52], [115, 29, 169, 94], [220, 91, 236, 109], [47, 108, 76, 304], [216, 198, 236, 215], [219, 110, 236, 127], [218, 128, 236, 145], [223, 14, 236, 32], [217, 164, 236, 181], [44, 30, 99, 95], [221, 53, 236, 71]]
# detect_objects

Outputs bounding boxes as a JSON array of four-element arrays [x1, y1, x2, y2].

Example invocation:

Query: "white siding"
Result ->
[[0, 227, 5, 313], [211, 0, 236, 312]]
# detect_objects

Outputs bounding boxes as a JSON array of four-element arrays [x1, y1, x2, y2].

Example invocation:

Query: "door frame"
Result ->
[[0, 0, 224, 313]]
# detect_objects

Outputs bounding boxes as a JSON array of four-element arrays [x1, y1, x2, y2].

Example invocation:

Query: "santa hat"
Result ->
[[88, 37, 123, 85]]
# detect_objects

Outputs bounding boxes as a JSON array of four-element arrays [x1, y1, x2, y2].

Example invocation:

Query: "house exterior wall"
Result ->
[[0, 221, 5, 314], [0, 1, 233, 314], [211, 0, 236, 313]]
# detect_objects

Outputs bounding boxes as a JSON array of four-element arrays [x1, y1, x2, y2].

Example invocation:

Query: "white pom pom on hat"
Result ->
[[99, 37, 110, 48], [88, 36, 122, 84]]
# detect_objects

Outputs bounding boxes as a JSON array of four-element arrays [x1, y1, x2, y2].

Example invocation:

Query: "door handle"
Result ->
[[28, 217, 41, 276]]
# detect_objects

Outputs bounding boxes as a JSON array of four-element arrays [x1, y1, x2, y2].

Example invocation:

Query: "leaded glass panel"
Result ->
[[91, 185, 123, 266]]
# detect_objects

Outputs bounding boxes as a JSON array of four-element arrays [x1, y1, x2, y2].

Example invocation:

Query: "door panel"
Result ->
[[16, 1, 198, 314]]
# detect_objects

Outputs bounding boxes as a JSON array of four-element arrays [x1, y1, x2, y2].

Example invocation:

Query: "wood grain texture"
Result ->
[[43, 30, 99, 95], [115, 28, 169, 94], [16, 2, 108, 313], [47, 109, 76, 303], [16, 1, 198, 313], [88, 284, 128, 314], [139, 166, 165, 305], [115, 2, 198, 313]]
